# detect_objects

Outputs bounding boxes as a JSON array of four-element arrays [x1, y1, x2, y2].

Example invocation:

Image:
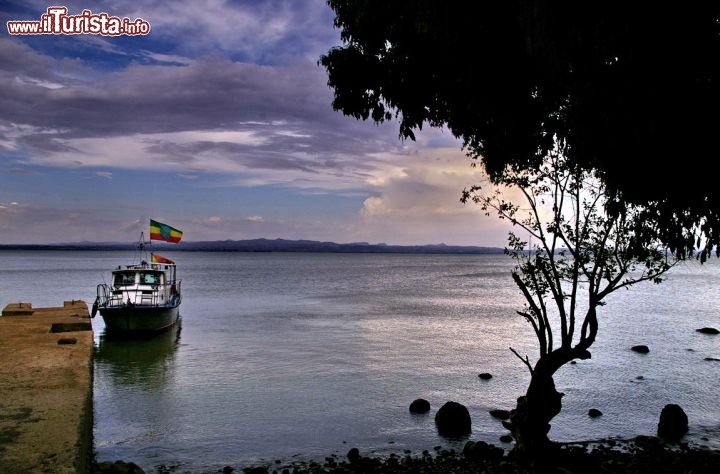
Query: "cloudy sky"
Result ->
[[0, 0, 512, 246]]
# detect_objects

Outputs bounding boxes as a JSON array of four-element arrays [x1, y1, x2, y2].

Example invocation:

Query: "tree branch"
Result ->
[[512, 271, 548, 356], [527, 263, 553, 352], [510, 347, 534, 375]]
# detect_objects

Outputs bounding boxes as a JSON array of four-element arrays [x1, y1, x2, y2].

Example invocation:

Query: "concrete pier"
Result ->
[[0, 300, 94, 474]]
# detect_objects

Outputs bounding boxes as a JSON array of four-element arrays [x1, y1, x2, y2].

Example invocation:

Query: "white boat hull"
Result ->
[[99, 303, 180, 334]]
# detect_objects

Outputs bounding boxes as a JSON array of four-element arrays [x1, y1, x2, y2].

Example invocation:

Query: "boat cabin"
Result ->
[[113, 269, 164, 287], [108, 263, 178, 307]]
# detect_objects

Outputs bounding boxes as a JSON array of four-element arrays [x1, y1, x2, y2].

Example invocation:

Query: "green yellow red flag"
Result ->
[[149, 219, 183, 243]]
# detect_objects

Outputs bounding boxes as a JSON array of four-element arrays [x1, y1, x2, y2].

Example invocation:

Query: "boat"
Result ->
[[92, 220, 183, 335]]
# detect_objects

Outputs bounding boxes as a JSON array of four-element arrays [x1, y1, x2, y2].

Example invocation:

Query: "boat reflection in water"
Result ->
[[94, 319, 182, 388]]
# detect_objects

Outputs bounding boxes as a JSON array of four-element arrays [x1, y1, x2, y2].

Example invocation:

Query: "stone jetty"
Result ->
[[0, 300, 94, 473]]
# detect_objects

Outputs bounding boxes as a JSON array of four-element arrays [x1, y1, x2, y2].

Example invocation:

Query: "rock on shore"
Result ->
[[233, 437, 720, 473], [657, 404, 688, 442]]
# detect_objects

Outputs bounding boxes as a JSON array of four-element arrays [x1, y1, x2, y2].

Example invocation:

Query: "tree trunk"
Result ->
[[507, 352, 568, 459]]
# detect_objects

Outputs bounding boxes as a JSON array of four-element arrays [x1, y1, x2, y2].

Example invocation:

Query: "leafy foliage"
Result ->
[[321, 1, 720, 260]]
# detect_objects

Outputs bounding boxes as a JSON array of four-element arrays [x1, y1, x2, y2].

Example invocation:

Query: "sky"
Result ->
[[0, 0, 513, 246]]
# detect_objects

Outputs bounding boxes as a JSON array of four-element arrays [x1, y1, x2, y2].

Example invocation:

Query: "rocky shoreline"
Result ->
[[94, 436, 720, 473]]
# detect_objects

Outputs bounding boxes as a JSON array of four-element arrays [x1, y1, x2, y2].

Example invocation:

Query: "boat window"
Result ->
[[140, 272, 160, 285], [114, 272, 136, 286]]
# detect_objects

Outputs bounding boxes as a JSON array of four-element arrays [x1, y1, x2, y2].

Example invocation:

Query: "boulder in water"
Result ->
[[657, 404, 688, 442], [489, 409, 511, 420], [435, 401, 471, 437], [409, 398, 431, 414]]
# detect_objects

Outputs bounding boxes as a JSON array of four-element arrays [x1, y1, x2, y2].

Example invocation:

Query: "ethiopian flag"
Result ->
[[149, 219, 183, 243]]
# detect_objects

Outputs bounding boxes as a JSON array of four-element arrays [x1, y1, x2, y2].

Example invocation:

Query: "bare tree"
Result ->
[[462, 143, 677, 456]]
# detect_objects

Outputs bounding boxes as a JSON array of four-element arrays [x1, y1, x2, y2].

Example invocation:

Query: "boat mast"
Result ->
[[135, 231, 151, 266]]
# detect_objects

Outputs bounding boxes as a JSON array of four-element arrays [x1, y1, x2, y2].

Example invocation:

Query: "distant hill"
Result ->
[[0, 238, 503, 254]]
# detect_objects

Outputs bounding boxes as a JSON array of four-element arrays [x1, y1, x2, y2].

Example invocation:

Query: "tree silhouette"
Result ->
[[320, 1, 713, 455], [320, 1, 720, 259], [462, 143, 676, 454]]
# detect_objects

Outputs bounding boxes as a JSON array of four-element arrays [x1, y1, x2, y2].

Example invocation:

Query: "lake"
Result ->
[[0, 250, 718, 472]]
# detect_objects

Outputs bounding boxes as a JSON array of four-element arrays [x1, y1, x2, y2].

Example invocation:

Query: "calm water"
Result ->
[[0, 251, 718, 472]]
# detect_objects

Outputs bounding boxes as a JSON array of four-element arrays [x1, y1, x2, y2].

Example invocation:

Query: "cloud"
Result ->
[[0, 42, 405, 191], [127, 0, 340, 63], [355, 145, 515, 247], [0, 4, 400, 194], [139, 50, 194, 66], [0, 201, 123, 243], [0, 1, 518, 247], [0, 167, 43, 176], [15, 76, 65, 90], [1, 54, 326, 135]]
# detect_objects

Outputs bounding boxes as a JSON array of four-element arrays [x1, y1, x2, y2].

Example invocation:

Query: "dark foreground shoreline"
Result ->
[[94, 436, 720, 473]]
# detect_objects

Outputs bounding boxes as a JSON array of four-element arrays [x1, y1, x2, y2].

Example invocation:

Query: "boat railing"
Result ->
[[96, 280, 181, 308]]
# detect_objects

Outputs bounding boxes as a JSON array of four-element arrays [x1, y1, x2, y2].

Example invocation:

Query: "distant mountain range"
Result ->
[[0, 238, 503, 254]]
